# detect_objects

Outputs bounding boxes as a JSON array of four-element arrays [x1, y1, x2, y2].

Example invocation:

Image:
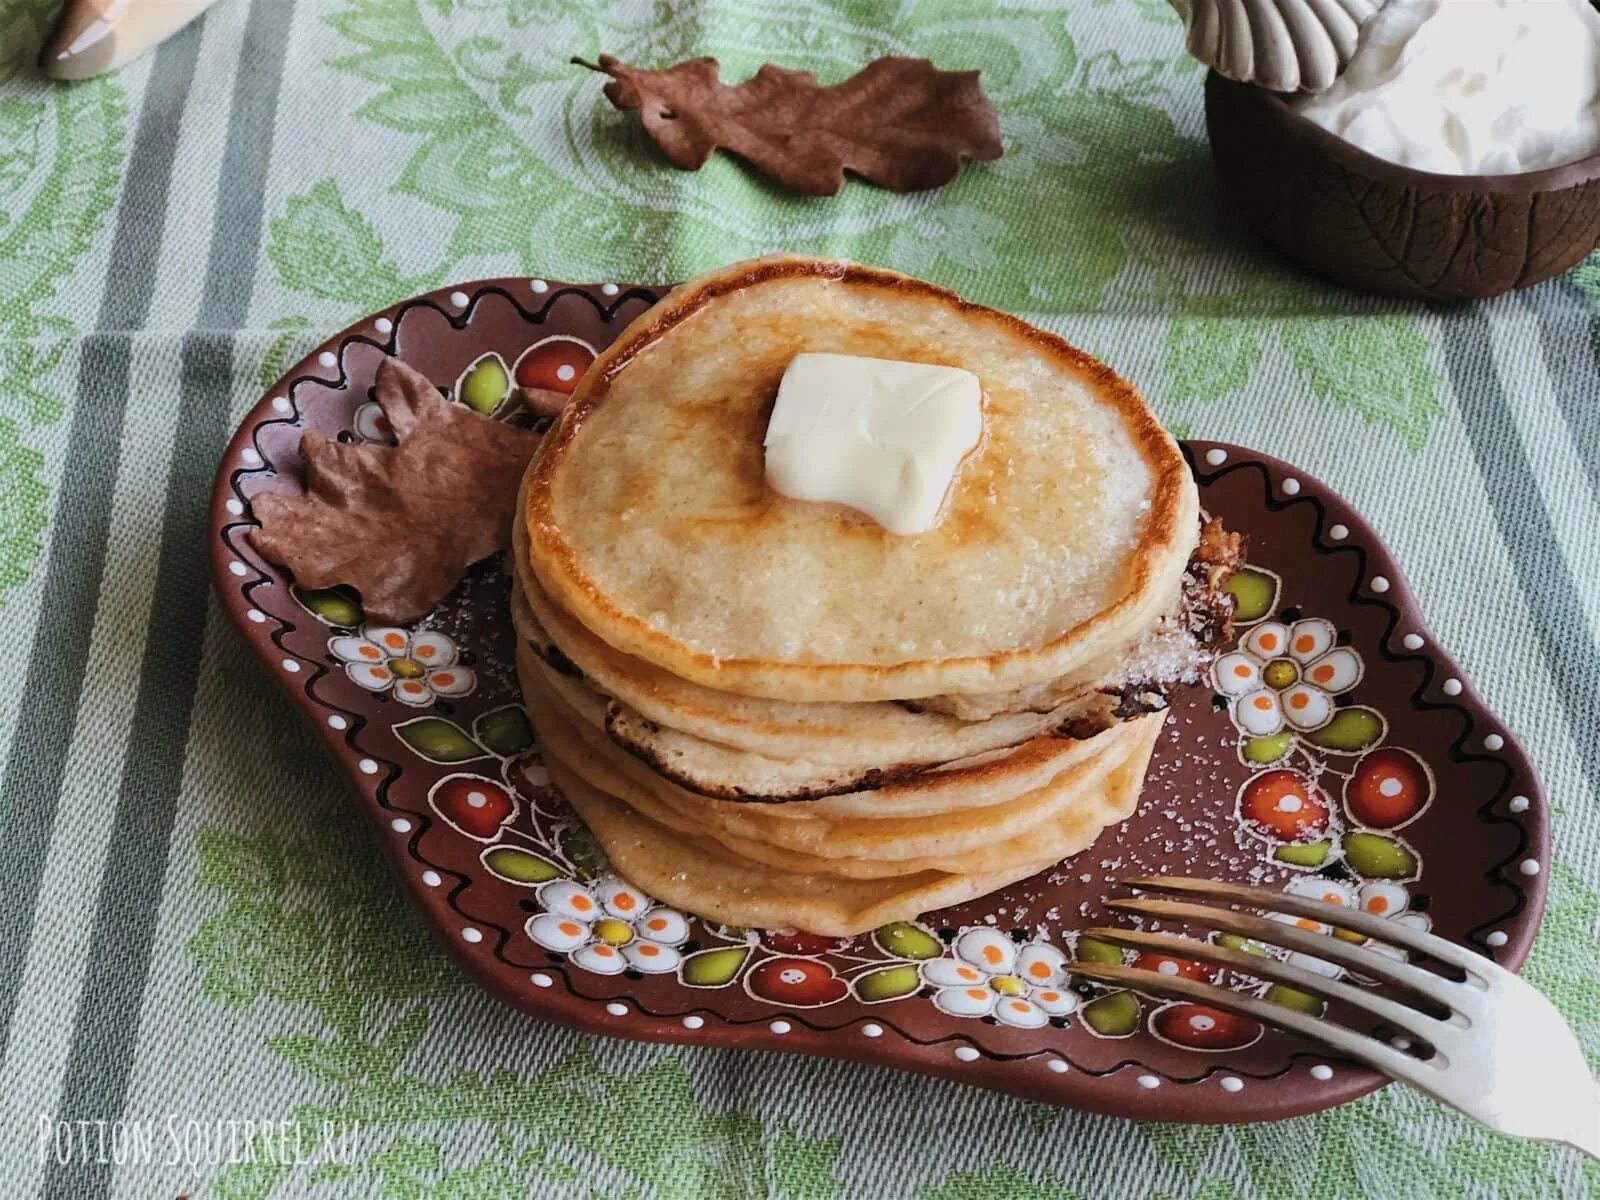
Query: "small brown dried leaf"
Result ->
[[577, 54, 1002, 197], [251, 357, 542, 623]]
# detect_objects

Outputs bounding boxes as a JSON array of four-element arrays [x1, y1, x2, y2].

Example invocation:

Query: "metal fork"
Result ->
[[1073, 876, 1599, 1159]]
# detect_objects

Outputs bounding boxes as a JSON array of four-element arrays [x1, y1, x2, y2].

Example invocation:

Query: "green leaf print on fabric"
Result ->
[[1277, 318, 1442, 453], [1166, 317, 1264, 406], [257, 315, 317, 390], [0, 64, 126, 600], [919, 1164, 1084, 1200], [1572, 252, 1600, 307], [1090, 0, 1183, 24], [0, 98, 43, 194], [268, 179, 436, 311], [188, 825, 457, 1026], [312, 1134, 595, 1200], [188, 822, 844, 1198], [1152, 1082, 1599, 1199], [295, 0, 1158, 310], [291, 0, 1444, 448]]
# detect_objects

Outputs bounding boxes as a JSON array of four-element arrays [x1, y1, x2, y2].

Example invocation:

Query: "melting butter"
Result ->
[[763, 352, 982, 535]]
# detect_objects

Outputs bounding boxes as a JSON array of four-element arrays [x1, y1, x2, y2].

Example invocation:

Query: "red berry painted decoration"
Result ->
[[514, 336, 595, 394], [429, 774, 517, 841], [1132, 952, 1217, 983], [1237, 769, 1330, 843], [1151, 1002, 1263, 1051], [747, 957, 848, 1007], [1345, 747, 1432, 830], [762, 929, 846, 956]]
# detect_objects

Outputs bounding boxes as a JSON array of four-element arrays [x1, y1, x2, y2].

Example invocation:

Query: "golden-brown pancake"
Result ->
[[521, 255, 1199, 703], [523, 653, 1160, 874], [541, 713, 1163, 936], [511, 567, 1074, 770], [519, 639, 1139, 811]]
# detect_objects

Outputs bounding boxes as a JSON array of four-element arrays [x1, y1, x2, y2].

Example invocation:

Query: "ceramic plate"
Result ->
[[209, 278, 1549, 1123]]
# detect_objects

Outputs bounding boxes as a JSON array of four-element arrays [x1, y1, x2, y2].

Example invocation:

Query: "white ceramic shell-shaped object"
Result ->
[[1170, 0, 1384, 93]]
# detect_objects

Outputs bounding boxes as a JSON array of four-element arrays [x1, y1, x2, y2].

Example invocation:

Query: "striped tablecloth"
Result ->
[[2, 0, 1597, 1196]]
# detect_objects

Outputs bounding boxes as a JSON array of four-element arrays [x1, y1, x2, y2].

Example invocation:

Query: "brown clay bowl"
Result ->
[[1205, 71, 1600, 301]]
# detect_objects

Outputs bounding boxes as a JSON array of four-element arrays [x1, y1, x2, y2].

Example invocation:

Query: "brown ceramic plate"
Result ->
[[209, 278, 1549, 1124]]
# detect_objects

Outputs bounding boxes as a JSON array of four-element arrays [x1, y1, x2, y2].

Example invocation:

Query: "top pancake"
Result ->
[[522, 256, 1199, 703]]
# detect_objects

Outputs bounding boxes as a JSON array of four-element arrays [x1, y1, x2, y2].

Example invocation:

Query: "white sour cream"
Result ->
[[1294, 0, 1600, 175]]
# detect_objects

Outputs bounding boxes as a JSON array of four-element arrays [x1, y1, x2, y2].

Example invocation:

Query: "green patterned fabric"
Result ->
[[1, 0, 1598, 1196]]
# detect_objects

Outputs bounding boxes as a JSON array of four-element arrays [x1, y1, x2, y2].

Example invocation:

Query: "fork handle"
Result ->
[[1567, 1079, 1600, 1163]]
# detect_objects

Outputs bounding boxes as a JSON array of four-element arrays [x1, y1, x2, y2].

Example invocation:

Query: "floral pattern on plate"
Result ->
[[331, 624, 475, 706], [210, 278, 1548, 1125]]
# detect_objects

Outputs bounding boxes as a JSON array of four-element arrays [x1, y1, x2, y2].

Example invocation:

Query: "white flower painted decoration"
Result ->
[[1266, 876, 1429, 980], [1214, 618, 1363, 738], [329, 624, 475, 707], [1351, 880, 1432, 965], [921, 928, 1077, 1029], [1267, 876, 1358, 979], [353, 400, 395, 443], [526, 876, 690, 975]]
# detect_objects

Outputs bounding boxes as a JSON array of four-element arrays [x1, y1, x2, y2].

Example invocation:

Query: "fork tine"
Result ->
[[1070, 962, 1439, 1090], [1109, 897, 1460, 1003], [1082, 926, 1451, 1044], [1124, 876, 1493, 978]]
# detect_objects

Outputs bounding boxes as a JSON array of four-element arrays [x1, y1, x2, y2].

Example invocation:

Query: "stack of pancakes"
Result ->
[[511, 258, 1238, 936]]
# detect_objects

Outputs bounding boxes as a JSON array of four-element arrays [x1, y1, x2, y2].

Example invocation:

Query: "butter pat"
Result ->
[[763, 352, 982, 535]]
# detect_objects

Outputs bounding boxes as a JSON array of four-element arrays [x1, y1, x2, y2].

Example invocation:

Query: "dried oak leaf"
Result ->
[[250, 357, 542, 624], [576, 54, 1002, 197]]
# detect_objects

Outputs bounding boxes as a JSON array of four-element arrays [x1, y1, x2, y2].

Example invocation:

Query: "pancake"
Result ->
[[511, 563, 1071, 769], [537, 693, 1160, 879], [521, 648, 1158, 871], [521, 255, 1201, 703], [541, 714, 1162, 936], [520, 640, 1141, 811]]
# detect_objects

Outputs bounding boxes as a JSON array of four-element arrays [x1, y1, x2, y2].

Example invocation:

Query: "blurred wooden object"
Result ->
[[39, 0, 226, 80]]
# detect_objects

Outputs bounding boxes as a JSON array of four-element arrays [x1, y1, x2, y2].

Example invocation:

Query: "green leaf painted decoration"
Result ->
[[1265, 983, 1325, 1016], [1080, 991, 1140, 1037], [481, 844, 561, 885], [1343, 832, 1420, 881], [1074, 936, 1124, 965], [1273, 839, 1334, 868], [1241, 731, 1295, 765], [292, 584, 364, 627], [473, 704, 535, 757], [1216, 933, 1271, 958], [680, 946, 750, 988], [393, 717, 489, 764], [1304, 707, 1386, 753], [873, 921, 942, 960], [456, 352, 511, 415], [556, 820, 605, 881], [854, 964, 921, 1003], [1223, 566, 1281, 625]]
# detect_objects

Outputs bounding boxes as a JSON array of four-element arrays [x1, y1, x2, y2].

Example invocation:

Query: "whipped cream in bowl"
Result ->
[[1201, 0, 1600, 299], [1293, 0, 1600, 176]]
